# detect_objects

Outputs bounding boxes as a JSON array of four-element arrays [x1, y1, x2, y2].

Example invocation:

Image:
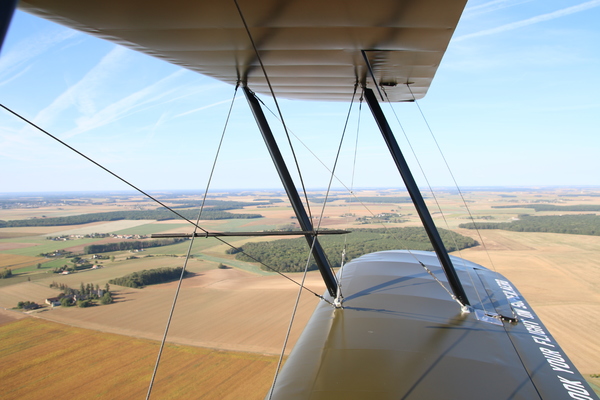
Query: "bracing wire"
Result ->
[[255, 95, 461, 288], [379, 86, 479, 310], [0, 103, 210, 235], [0, 103, 327, 303], [371, 89, 466, 304], [267, 236, 319, 400], [313, 83, 359, 303], [337, 92, 364, 305], [401, 84, 504, 315], [146, 84, 239, 399], [268, 110, 361, 390], [233, 0, 314, 222], [405, 84, 498, 273], [350, 93, 364, 192]]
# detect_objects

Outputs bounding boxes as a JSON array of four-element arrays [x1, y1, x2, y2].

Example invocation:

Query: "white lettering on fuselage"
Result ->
[[557, 376, 594, 400], [493, 279, 594, 398], [539, 347, 573, 374]]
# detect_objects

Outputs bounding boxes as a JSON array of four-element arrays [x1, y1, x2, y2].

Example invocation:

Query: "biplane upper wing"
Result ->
[[17, 0, 466, 102]]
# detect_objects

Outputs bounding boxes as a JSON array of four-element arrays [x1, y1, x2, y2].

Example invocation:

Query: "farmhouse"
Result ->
[[45, 297, 62, 307]]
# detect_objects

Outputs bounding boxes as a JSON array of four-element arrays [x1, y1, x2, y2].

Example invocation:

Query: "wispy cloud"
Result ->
[[0, 27, 78, 85], [463, 0, 534, 18], [174, 99, 232, 118], [61, 68, 197, 138], [32, 45, 131, 129], [455, 0, 600, 41]]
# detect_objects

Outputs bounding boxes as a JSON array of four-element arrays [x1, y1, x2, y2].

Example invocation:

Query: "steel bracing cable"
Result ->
[[405, 84, 498, 275], [369, 88, 468, 307], [267, 86, 359, 385], [146, 84, 239, 399], [337, 92, 364, 305], [312, 83, 359, 304], [267, 236, 318, 400], [0, 103, 329, 305], [0, 103, 210, 235], [233, 0, 315, 222], [256, 95, 456, 291], [403, 84, 504, 315]]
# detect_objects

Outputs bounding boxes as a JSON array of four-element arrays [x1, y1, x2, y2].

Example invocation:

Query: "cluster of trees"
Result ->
[[38, 250, 73, 258], [84, 238, 185, 254], [0, 268, 13, 279], [235, 227, 477, 273], [53, 263, 91, 273], [46, 233, 112, 240], [109, 267, 187, 288], [52, 256, 95, 273], [49, 281, 73, 291], [491, 204, 600, 212], [0, 208, 263, 228], [49, 281, 113, 306], [356, 213, 407, 224], [16, 301, 39, 310], [459, 214, 600, 236]]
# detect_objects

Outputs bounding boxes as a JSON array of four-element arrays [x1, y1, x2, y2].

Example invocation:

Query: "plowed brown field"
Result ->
[[29, 267, 324, 355]]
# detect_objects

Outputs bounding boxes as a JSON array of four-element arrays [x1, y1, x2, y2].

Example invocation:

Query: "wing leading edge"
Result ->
[[18, 0, 467, 102]]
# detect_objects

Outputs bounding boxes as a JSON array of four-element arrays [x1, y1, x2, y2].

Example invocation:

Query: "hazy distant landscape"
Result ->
[[1, 187, 599, 398]]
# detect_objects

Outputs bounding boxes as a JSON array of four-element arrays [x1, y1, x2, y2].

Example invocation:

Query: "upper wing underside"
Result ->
[[18, 0, 467, 102]]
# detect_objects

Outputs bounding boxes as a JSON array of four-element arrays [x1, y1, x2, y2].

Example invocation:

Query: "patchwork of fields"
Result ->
[[1, 188, 599, 397]]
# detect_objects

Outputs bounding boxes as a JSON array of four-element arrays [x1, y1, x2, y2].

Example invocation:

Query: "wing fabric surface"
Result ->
[[18, 0, 467, 102], [270, 251, 597, 399]]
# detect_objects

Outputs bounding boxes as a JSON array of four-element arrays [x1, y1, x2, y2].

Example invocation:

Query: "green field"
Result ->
[[112, 223, 190, 235], [0, 237, 99, 257]]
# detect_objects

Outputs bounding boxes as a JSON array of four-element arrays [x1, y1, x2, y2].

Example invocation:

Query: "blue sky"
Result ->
[[0, 0, 599, 193]]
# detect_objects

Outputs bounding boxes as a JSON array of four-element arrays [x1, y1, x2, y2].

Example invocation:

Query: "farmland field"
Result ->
[[1, 188, 600, 396], [0, 317, 278, 400]]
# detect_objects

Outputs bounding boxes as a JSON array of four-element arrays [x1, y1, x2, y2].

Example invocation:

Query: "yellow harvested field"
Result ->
[[0, 318, 278, 400], [458, 229, 600, 375]]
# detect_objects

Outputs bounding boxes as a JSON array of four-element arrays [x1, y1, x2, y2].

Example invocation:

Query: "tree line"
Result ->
[[0, 208, 263, 228], [458, 214, 600, 236], [84, 238, 185, 254], [491, 204, 600, 212], [109, 267, 187, 288], [168, 199, 278, 209], [234, 227, 477, 273]]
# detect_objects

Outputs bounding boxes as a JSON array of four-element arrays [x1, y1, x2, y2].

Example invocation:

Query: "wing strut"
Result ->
[[243, 86, 338, 297], [364, 88, 470, 307]]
